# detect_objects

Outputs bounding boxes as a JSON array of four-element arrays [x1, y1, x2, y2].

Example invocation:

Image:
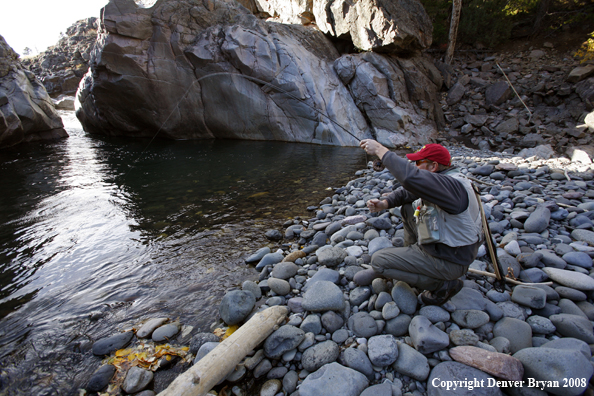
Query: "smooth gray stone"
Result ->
[[317, 246, 347, 267], [253, 359, 272, 379], [350, 286, 372, 306], [449, 329, 480, 346], [391, 281, 417, 315], [374, 291, 392, 310], [577, 300, 594, 320], [271, 262, 299, 279], [368, 236, 393, 256], [321, 311, 344, 333], [246, 246, 271, 263], [541, 337, 592, 359], [300, 314, 322, 335], [340, 347, 374, 379], [524, 206, 550, 233], [256, 252, 284, 270], [514, 348, 593, 395], [520, 268, 548, 283], [302, 281, 345, 312], [385, 314, 411, 336], [348, 312, 378, 338], [489, 337, 511, 354], [472, 165, 495, 176], [301, 340, 340, 372], [571, 229, 594, 245], [450, 287, 487, 310], [152, 323, 180, 342], [496, 301, 527, 320], [367, 335, 398, 366], [360, 382, 392, 396], [542, 267, 594, 291], [539, 251, 566, 269], [260, 379, 282, 395], [92, 332, 134, 356], [298, 362, 369, 396], [189, 332, 220, 354], [312, 232, 328, 246], [364, 229, 380, 240], [303, 268, 340, 291], [137, 318, 168, 339], [451, 310, 490, 329], [511, 285, 547, 309], [555, 286, 587, 301], [486, 289, 511, 303], [562, 252, 593, 269], [392, 341, 430, 381], [366, 217, 392, 230], [268, 278, 291, 295], [419, 305, 451, 323], [549, 313, 594, 343], [344, 265, 364, 281], [242, 280, 262, 300], [493, 317, 532, 354], [332, 329, 349, 343], [526, 315, 556, 334], [264, 325, 305, 359], [287, 297, 304, 313], [122, 366, 153, 394], [267, 229, 283, 240], [283, 370, 299, 394], [226, 365, 247, 382], [428, 361, 503, 396], [559, 298, 589, 318], [219, 290, 256, 325], [87, 364, 116, 392], [382, 301, 400, 321], [324, 222, 342, 236], [532, 303, 562, 318], [409, 316, 449, 354], [194, 342, 219, 364]]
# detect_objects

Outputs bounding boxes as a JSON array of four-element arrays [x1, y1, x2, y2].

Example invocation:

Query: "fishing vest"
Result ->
[[412, 170, 483, 247]]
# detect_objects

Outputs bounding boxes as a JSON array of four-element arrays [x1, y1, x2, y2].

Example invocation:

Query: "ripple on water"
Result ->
[[0, 122, 367, 394]]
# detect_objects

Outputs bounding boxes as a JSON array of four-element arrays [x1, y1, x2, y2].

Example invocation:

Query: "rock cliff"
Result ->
[[22, 18, 98, 98], [75, 0, 442, 146], [0, 36, 67, 148]]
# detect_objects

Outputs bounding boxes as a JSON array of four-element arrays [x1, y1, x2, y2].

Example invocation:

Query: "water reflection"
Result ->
[[0, 121, 366, 394]]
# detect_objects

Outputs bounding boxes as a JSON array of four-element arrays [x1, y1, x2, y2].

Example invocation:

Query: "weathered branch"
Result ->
[[158, 305, 288, 396]]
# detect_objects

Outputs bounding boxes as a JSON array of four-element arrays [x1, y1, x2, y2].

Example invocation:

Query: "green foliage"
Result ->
[[458, 0, 515, 47], [575, 31, 594, 63]]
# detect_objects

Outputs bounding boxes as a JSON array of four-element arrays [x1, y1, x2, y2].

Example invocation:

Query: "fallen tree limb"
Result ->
[[158, 305, 288, 396], [468, 268, 553, 286]]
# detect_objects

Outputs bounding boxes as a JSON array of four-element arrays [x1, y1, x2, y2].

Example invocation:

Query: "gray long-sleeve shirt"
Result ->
[[381, 151, 480, 265]]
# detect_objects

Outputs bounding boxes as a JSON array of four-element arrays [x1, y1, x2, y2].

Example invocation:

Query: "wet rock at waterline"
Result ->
[[0, 35, 67, 148], [92, 331, 134, 356], [75, 0, 444, 147]]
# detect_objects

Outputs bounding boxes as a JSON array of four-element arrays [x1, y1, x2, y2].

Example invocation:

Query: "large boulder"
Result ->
[[0, 35, 67, 148], [76, 0, 441, 146], [313, 0, 433, 53]]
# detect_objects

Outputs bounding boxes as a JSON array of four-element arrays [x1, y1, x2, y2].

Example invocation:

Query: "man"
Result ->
[[357, 139, 483, 305]]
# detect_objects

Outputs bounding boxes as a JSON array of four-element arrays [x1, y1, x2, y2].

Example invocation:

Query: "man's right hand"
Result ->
[[367, 199, 389, 213]]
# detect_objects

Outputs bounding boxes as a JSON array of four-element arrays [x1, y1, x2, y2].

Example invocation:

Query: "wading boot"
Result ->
[[420, 279, 463, 306]]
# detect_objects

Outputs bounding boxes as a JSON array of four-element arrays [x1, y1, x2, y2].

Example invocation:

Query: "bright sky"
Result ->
[[0, 0, 109, 56]]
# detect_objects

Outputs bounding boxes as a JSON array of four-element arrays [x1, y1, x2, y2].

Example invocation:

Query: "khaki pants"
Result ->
[[370, 203, 467, 291]]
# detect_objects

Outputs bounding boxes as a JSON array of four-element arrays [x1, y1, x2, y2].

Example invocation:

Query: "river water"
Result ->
[[0, 112, 367, 395]]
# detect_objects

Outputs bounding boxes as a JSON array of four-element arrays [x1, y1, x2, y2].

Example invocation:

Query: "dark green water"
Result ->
[[0, 113, 366, 394]]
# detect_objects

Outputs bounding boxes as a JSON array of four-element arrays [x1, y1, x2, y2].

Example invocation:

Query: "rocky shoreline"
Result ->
[[87, 144, 594, 395]]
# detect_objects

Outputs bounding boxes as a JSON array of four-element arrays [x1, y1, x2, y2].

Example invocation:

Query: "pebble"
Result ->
[[542, 267, 594, 291], [86, 364, 116, 392], [92, 332, 134, 356], [152, 323, 180, 342], [121, 366, 153, 394], [137, 318, 168, 339], [367, 335, 398, 366], [298, 362, 369, 396], [409, 316, 449, 354]]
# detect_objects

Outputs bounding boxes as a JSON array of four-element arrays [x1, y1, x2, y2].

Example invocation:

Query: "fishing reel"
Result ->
[[373, 159, 385, 172]]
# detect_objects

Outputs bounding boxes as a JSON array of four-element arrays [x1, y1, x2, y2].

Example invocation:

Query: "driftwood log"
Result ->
[[158, 305, 288, 396]]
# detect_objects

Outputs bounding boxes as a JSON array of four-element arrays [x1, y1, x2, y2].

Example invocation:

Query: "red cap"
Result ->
[[406, 144, 451, 166]]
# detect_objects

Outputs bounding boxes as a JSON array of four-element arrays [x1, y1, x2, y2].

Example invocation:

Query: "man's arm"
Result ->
[[382, 151, 468, 214]]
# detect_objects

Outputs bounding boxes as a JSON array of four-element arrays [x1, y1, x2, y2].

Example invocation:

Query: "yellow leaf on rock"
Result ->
[[115, 349, 132, 357], [221, 325, 238, 340]]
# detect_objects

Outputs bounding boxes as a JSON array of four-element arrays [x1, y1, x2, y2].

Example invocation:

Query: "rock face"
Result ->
[[0, 36, 67, 148], [22, 18, 98, 98], [75, 0, 442, 146]]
